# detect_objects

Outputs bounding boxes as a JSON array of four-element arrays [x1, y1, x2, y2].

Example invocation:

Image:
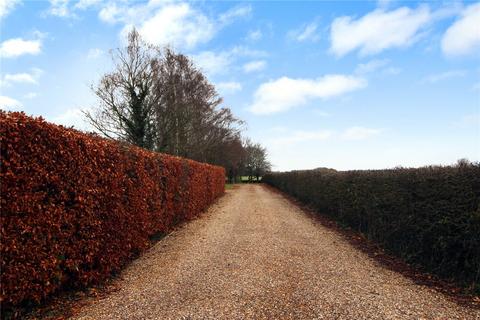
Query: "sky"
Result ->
[[1, 0, 479, 171]]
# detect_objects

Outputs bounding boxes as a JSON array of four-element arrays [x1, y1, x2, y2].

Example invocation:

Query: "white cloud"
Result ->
[[342, 126, 382, 140], [0, 95, 22, 111], [249, 75, 367, 115], [191, 46, 268, 76], [4, 73, 36, 85], [75, 0, 101, 10], [219, 5, 251, 25], [384, 67, 402, 75], [288, 21, 320, 42], [247, 29, 262, 41], [0, 0, 20, 19], [441, 3, 480, 56], [243, 60, 266, 73], [270, 130, 333, 146], [229, 45, 268, 58], [98, 2, 250, 50], [355, 59, 402, 76], [191, 51, 233, 76], [98, 3, 121, 23], [98, 1, 167, 25], [50, 108, 92, 131], [1, 68, 43, 87], [330, 6, 431, 57], [216, 81, 242, 94], [420, 70, 466, 84], [355, 59, 390, 74], [136, 3, 215, 49], [87, 48, 103, 59], [49, 0, 71, 17], [0, 38, 42, 58], [24, 92, 38, 99]]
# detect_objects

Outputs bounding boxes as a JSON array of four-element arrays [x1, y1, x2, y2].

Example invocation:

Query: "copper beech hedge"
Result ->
[[0, 111, 225, 308]]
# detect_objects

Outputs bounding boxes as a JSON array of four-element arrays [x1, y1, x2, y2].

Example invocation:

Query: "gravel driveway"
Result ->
[[73, 184, 479, 319]]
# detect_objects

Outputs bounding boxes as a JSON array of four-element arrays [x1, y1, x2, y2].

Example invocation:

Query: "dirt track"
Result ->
[[73, 184, 479, 319]]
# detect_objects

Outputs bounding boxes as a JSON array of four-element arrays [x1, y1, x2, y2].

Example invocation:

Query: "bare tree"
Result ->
[[84, 35, 264, 178], [84, 29, 158, 150], [153, 48, 243, 162], [244, 140, 271, 182]]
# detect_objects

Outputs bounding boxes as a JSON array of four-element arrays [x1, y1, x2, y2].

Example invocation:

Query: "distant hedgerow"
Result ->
[[263, 164, 480, 293]]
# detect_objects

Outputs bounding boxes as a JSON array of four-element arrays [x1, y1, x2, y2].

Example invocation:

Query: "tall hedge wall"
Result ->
[[263, 165, 480, 292], [0, 111, 225, 308]]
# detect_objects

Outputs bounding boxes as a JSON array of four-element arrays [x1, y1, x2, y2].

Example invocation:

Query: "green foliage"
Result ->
[[263, 164, 480, 293]]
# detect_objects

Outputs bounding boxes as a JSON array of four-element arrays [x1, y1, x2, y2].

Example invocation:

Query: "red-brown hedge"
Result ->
[[0, 111, 225, 308]]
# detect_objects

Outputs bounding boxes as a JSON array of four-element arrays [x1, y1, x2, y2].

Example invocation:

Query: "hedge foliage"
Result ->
[[0, 111, 225, 308], [263, 165, 480, 292]]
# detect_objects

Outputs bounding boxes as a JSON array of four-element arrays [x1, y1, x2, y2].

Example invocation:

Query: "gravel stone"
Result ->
[[72, 184, 480, 319]]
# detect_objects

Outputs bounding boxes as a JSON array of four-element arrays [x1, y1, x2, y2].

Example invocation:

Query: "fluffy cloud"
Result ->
[[219, 5, 251, 25], [247, 29, 262, 41], [441, 3, 480, 56], [243, 60, 266, 73], [355, 59, 390, 74], [48, 0, 71, 17], [0, 95, 22, 110], [229, 45, 268, 58], [191, 51, 233, 76], [50, 108, 93, 131], [249, 75, 367, 115], [24, 92, 38, 99], [75, 0, 101, 10], [216, 81, 242, 94], [136, 3, 215, 49], [98, 2, 250, 50], [0, 0, 21, 19], [342, 127, 382, 140], [330, 6, 431, 57], [0, 38, 41, 58], [420, 70, 466, 84], [98, 3, 121, 23], [288, 21, 320, 42], [355, 59, 402, 76], [191, 46, 267, 76], [1, 68, 43, 87], [3, 73, 35, 85], [98, 2, 215, 49]]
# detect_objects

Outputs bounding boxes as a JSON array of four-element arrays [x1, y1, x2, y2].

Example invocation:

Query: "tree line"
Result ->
[[84, 29, 270, 182]]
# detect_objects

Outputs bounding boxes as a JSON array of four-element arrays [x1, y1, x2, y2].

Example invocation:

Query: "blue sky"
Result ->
[[1, 0, 479, 171]]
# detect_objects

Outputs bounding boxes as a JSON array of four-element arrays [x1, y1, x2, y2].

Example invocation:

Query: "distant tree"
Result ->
[[85, 32, 261, 180], [84, 29, 158, 150], [207, 135, 246, 183], [456, 158, 471, 168], [244, 140, 271, 182], [152, 48, 243, 162]]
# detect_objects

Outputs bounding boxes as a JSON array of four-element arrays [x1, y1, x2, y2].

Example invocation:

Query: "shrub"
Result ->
[[0, 111, 225, 308], [263, 165, 480, 292]]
